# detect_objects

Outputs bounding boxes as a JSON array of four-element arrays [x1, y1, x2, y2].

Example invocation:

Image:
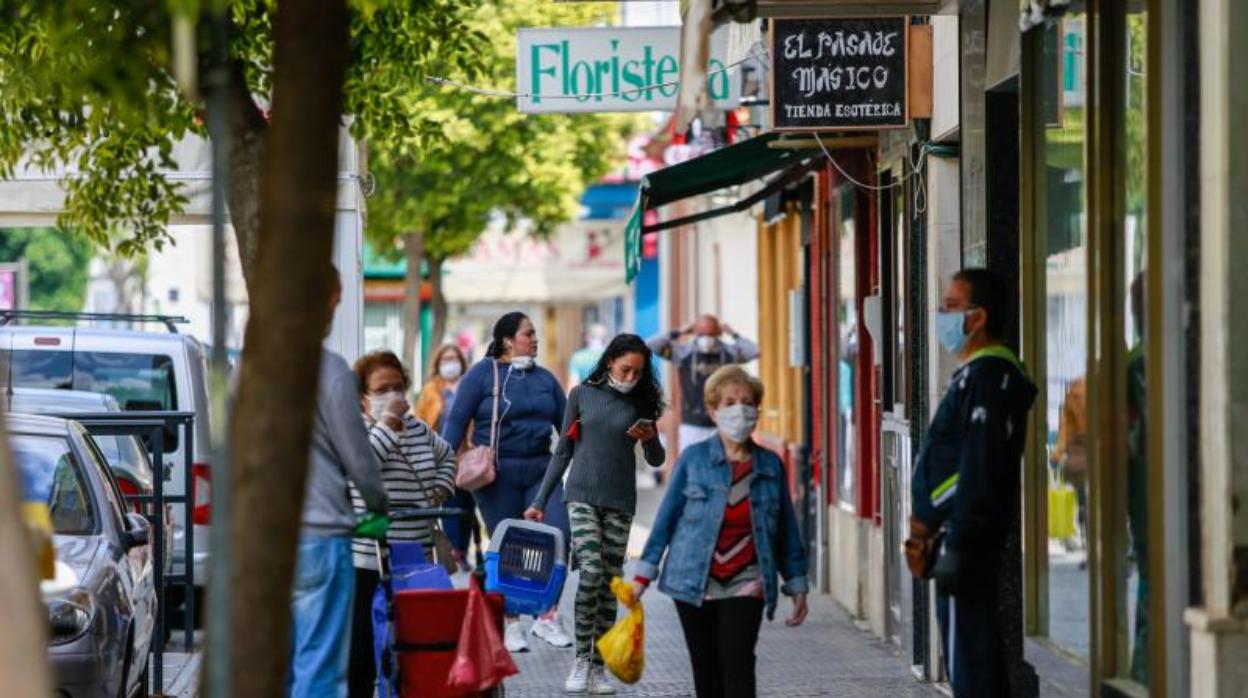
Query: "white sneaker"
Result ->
[[588, 665, 616, 694], [564, 657, 591, 693], [531, 616, 573, 648], [504, 621, 529, 653]]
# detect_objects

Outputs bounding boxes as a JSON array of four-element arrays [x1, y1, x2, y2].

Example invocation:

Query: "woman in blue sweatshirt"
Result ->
[[441, 311, 572, 653]]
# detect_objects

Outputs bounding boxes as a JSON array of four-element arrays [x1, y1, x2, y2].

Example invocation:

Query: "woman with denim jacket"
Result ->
[[632, 366, 809, 698]]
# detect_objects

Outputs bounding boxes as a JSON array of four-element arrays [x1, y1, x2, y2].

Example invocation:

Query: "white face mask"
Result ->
[[607, 374, 638, 394], [715, 404, 759, 444], [694, 335, 719, 354], [369, 391, 403, 421], [510, 355, 536, 371], [438, 361, 463, 381]]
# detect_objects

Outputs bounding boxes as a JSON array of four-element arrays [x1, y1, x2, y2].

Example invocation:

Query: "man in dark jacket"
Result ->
[[912, 268, 1037, 697]]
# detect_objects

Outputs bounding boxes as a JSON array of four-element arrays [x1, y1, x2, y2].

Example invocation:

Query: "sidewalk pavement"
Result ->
[[506, 565, 945, 697], [507, 476, 941, 696]]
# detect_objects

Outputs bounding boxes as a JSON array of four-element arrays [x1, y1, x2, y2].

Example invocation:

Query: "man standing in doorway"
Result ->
[[648, 314, 759, 451], [911, 268, 1036, 697]]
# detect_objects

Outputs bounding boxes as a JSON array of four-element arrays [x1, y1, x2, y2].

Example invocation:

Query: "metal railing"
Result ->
[[62, 411, 197, 694]]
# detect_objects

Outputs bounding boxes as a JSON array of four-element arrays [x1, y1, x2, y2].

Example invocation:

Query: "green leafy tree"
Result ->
[[0, 228, 93, 312], [366, 1, 641, 366], [0, 2, 488, 695]]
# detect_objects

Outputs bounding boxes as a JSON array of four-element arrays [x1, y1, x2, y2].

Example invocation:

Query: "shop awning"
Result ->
[[640, 132, 813, 210], [624, 132, 818, 281]]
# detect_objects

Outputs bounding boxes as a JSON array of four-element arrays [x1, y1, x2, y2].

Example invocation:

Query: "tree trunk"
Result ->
[[429, 256, 448, 350], [225, 58, 268, 288], [0, 417, 53, 696], [401, 231, 424, 371], [225, 1, 350, 696]]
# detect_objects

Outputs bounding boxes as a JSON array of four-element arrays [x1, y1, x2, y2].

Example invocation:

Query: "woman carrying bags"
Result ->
[[525, 334, 666, 695], [416, 343, 476, 570], [441, 311, 573, 653], [631, 365, 808, 698], [347, 351, 457, 698]]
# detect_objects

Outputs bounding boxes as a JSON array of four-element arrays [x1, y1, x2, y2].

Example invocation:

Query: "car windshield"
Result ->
[[11, 433, 95, 534], [7, 350, 73, 389]]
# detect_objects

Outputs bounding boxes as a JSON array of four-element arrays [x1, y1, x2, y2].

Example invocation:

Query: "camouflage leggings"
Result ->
[[568, 502, 633, 664]]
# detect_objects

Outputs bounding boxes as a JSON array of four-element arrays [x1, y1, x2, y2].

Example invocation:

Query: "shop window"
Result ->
[[1041, 8, 1091, 662], [834, 185, 859, 511]]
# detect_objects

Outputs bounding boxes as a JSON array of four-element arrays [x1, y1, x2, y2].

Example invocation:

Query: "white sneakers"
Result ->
[[588, 664, 616, 694], [504, 620, 529, 653], [564, 657, 591, 692], [564, 658, 616, 695], [531, 616, 573, 648]]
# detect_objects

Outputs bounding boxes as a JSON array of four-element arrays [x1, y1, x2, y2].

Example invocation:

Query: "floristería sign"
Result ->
[[516, 27, 741, 114]]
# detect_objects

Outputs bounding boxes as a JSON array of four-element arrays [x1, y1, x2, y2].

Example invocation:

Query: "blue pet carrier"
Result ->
[[484, 519, 568, 616]]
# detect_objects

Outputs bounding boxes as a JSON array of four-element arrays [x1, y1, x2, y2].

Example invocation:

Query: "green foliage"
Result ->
[[0, 0, 484, 251], [0, 228, 93, 312], [366, 1, 644, 263]]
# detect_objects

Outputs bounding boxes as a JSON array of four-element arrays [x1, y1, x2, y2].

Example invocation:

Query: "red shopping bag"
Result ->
[[446, 576, 518, 694]]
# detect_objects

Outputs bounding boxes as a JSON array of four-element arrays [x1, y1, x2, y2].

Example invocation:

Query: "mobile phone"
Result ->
[[630, 418, 656, 430]]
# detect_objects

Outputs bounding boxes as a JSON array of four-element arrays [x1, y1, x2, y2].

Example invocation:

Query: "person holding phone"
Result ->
[[526, 333, 666, 695]]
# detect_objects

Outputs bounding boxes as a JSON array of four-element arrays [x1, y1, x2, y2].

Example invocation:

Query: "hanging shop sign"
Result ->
[[770, 17, 909, 131], [516, 26, 740, 114]]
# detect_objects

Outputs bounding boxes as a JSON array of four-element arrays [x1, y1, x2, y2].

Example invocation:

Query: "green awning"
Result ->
[[624, 132, 817, 282], [640, 132, 813, 210]]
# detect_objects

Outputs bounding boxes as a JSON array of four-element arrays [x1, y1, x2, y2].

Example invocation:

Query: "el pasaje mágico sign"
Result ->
[[517, 26, 740, 114], [770, 17, 909, 131]]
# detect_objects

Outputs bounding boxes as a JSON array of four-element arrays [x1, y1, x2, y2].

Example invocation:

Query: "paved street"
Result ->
[[507, 567, 944, 697], [506, 478, 943, 697]]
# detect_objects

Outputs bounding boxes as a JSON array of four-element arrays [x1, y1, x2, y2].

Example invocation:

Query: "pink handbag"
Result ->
[[455, 360, 500, 491]]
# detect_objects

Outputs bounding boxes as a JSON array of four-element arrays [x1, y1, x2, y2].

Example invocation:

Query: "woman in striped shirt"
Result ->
[[346, 350, 457, 698]]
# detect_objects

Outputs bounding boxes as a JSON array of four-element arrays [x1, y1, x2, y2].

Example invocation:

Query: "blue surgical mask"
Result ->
[[935, 310, 969, 355]]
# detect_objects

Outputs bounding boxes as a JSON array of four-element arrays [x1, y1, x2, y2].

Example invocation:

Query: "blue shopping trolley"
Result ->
[[484, 519, 568, 617]]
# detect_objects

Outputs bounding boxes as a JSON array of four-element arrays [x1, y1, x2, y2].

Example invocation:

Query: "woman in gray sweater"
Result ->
[[526, 333, 666, 695]]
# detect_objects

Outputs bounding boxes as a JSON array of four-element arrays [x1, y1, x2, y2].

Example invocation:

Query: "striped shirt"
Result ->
[[349, 414, 457, 570]]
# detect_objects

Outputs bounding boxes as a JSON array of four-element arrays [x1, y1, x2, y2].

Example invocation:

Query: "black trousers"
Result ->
[[935, 555, 1008, 698], [348, 567, 380, 698], [674, 597, 765, 698]]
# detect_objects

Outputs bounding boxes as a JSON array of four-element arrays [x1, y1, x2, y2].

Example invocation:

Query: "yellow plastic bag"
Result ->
[[596, 577, 644, 684], [1048, 481, 1077, 540]]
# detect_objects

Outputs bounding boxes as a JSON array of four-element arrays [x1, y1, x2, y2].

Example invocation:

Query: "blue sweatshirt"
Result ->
[[441, 358, 567, 461]]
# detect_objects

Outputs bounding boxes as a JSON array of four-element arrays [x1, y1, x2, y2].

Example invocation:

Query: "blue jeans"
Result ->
[[288, 534, 355, 698]]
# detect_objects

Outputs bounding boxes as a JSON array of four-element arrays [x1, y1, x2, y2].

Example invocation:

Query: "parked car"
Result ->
[[9, 412, 157, 698], [6, 387, 174, 576], [0, 321, 214, 624]]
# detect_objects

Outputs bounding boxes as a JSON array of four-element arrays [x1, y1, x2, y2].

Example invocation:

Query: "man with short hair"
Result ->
[[911, 268, 1036, 697], [288, 268, 389, 698], [648, 315, 759, 451]]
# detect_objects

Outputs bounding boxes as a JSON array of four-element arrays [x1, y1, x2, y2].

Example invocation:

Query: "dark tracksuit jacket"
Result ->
[[912, 345, 1036, 697]]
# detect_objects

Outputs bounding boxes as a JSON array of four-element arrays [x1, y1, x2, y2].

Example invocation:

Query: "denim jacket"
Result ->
[[635, 437, 809, 619]]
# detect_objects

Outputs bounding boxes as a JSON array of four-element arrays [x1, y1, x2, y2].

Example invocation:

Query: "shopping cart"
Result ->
[[370, 507, 509, 698]]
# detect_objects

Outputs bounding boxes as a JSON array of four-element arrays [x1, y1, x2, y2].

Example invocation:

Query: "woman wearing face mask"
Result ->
[[347, 351, 457, 698], [524, 334, 665, 695], [416, 344, 476, 569], [630, 366, 808, 698], [441, 311, 574, 652]]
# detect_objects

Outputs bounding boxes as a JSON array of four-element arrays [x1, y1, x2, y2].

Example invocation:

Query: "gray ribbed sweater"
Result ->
[[533, 383, 666, 514]]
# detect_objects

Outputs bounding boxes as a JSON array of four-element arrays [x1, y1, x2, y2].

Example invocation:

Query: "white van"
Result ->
[[0, 318, 214, 620]]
